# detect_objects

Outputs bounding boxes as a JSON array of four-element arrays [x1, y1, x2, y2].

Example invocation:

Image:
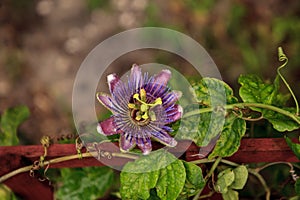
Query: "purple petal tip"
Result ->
[[120, 133, 136, 152], [154, 69, 171, 86], [142, 149, 152, 155], [97, 124, 104, 135], [97, 117, 119, 136], [107, 73, 120, 93], [96, 92, 112, 110]]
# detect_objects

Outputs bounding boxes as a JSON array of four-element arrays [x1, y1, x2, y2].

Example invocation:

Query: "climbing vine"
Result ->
[[0, 47, 299, 200]]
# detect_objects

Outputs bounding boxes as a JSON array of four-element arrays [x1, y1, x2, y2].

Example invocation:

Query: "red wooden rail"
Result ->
[[0, 138, 298, 199]]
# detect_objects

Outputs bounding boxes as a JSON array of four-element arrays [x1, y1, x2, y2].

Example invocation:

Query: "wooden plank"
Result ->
[[4, 173, 53, 200], [0, 138, 298, 170], [186, 138, 299, 163], [228, 138, 299, 163], [0, 138, 298, 200], [0, 154, 53, 200]]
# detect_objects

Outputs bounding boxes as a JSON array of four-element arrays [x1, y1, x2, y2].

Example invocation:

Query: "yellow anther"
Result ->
[[133, 93, 139, 100], [128, 103, 136, 109], [140, 89, 147, 101], [142, 112, 148, 120], [135, 114, 142, 121], [129, 88, 162, 122], [154, 97, 162, 105]]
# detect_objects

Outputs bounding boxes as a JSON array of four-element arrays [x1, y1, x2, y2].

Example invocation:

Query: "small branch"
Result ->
[[222, 159, 273, 199], [255, 161, 299, 181], [205, 157, 222, 180], [220, 159, 240, 167], [189, 158, 216, 165], [198, 191, 214, 199], [255, 161, 294, 173], [0, 151, 139, 183], [192, 157, 222, 200], [232, 110, 264, 122], [183, 102, 300, 124], [190, 158, 240, 168], [0, 165, 32, 184], [277, 47, 299, 115], [0, 152, 92, 183], [248, 169, 271, 200], [190, 158, 272, 200]]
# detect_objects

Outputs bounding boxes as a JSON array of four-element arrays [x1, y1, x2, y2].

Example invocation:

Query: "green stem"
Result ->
[[190, 158, 273, 199], [220, 159, 240, 167], [277, 47, 299, 115], [248, 168, 271, 200], [189, 158, 216, 165], [220, 158, 271, 200], [183, 102, 300, 124], [0, 152, 139, 183], [256, 161, 294, 173], [190, 158, 240, 167], [198, 191, 214, 199], [192, 157, 222, 200], [190, 158, 272, 200], [0, 165, 32, 184], [205, 157, 222, 180]]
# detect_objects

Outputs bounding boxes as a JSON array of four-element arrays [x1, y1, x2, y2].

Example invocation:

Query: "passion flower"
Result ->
[[97, 64, 182, 155]]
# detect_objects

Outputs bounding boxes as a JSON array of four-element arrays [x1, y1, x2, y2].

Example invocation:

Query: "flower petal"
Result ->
[[154, 69, 171, 86], [162, 90, 182, 107], [152, 130, 177, 147], [136, 135, 152, 155], [162, 125, 173, 132], [107, 73, 120, 93], [166, 105, 183, 124], [96, 92, 113, 110], [130, 64, 143, 91], [120, 132, 136, 152], [97, 117, 120, 136], [144, 82, 167, 100]]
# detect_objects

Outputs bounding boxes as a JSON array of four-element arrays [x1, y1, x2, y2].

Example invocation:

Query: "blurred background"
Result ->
[[0, 0, 299, 144]]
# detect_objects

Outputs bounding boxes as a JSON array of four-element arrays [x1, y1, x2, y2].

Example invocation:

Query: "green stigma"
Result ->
[[128, 89, 162, 122]]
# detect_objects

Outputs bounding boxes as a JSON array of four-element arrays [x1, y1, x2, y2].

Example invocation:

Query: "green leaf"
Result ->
[[222, 189, 239, 200], [0, 105, 30, 145], [272, 75, 295, 110], [285, 136, 300, 160], [238, 74, 299, 132], [230, 165, 248, 190], [179, 161, 205, 199], [191, 77, 238, 106], [216, 166, 248, 198], [182, 161, 205, 189], [177, 104, 224, 147], [215, 168, 235, 193], [295, 178, 300, 195], [120, 150, 186, 200], [239, 74, 281, 106], [177, 78, 240, 148], [120, 164, 159, 200], [208, 114, 246, 159], [156, 158, 185, 200], [262, 108, 300, 132], [0, 184, 17, 200], [55, 167, 114, 200]]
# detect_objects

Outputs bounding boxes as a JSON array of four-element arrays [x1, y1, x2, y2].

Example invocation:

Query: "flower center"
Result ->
[[128, 88, 162, 125]]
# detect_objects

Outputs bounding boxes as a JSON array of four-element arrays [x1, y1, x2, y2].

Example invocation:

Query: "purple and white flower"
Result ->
[[97, 64, 182, 155]]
